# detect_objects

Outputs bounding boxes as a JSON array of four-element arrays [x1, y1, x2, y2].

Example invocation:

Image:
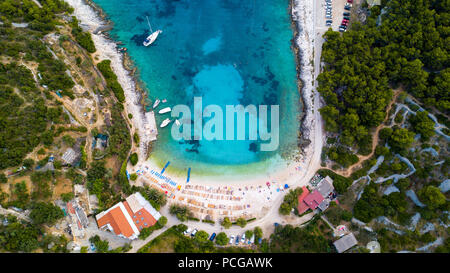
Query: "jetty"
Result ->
[[145, 111, 158, 141]]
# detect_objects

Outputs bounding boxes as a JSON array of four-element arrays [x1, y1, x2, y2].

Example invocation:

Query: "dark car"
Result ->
[[235, 235, 240, 245], [344, 16, 350, 20], [343, 12, 350, 16], [344, 6, 351, 10], [209, 233, 216, 241]]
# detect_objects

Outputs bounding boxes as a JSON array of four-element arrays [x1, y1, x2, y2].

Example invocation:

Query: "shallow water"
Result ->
[[93, 0, 301, 178]]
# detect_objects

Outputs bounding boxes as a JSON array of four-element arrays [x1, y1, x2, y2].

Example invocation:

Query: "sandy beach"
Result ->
[[65, 0, 323, 221]]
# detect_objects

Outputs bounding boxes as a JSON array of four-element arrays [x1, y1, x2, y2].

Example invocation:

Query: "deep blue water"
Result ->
[[92, 0, 301, 177]]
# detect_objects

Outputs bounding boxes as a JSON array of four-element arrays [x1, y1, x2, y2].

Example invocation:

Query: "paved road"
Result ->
[[129, 205, 315, 253]]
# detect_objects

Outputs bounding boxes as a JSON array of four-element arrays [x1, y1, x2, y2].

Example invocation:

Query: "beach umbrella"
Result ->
[[284, 184, 289, 189]]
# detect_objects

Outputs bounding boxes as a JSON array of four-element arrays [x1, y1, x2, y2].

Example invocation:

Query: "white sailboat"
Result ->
[[152, 99, 160, 109], [158, 107, 171, 114], [143, 16, 162, 47], [160, 118, 171, 128]]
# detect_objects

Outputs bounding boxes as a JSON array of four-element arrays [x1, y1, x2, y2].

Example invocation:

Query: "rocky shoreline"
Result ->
[[290, 0, 317, 166], [65, 0, 155, 159], [289, 0, 309, 157]]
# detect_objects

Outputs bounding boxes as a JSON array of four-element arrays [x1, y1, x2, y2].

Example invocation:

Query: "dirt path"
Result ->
[[0, 205, 31, 222], [324, 90, 401, 177]]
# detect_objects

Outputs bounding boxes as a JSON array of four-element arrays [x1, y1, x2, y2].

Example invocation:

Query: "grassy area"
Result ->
[[138, 227, 181, 253]]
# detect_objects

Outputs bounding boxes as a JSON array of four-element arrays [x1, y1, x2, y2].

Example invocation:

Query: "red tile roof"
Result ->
[[67, 202, 75, 214], [297, 186, 311, 214], [303, 190, 324, 210], [96, 199, 159, 239], [96, 205, 135, 238], [123, 201, 157, 231]]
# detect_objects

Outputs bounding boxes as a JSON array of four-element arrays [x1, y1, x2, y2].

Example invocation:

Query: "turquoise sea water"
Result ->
[[92, 0, 302, 178]]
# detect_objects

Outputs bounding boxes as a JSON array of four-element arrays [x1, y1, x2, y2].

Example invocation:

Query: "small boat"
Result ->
[[175, 119, 181, 126], [160, 118, 171, 128], [162, 99, 167, 103], [159, 107, 171, 114], [143, 16, 162, 47], [152, 99, 160, 109]]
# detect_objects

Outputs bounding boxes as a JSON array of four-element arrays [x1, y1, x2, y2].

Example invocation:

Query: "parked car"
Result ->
[[209, 233, 216, 241], [347, 0, 353, 3], [229, 235, 235, 244], [184, 228, 192, 236], [326, 22, 332, 26], [235, 235, 240, 245], [344, 6, 351, 10], [343, 12, 350, 16], [326, 14, 332, 19], [241, 233, 246, 243], [191, 229, 198, 237], [250, 234, 255, 244]]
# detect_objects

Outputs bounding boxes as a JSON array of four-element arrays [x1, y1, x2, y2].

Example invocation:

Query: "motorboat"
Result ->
[[159, 107, 171, 114], [152, 99, 160, 109], [160, 118, 171, 128]]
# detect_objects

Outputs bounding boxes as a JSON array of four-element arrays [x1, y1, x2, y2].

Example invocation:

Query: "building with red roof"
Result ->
[[95, 192, 161, 240], [297, 176, 335, 214], [297, 186, 311, 214], [303, 190, 324, 210]]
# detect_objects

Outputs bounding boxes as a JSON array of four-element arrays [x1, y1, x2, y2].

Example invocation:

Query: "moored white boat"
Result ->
[[175, 119, 181, 126], [143, 30, 162, 46], [160, 118, 171, 128], [153, 99, 160, 109], [143, 16, 162, 47], [159, 107, 171, 114]]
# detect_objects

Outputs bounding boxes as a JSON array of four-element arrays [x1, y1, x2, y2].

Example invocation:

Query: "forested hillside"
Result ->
[[319, 0, 449, 159]]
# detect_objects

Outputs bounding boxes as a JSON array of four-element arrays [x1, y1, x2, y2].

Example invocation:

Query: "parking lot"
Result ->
[[321, 0, 350, 31], [182, 226, 258, 247]]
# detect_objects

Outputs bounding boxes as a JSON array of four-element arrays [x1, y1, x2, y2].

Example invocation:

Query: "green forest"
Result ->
[[319, 0, 449, 158]]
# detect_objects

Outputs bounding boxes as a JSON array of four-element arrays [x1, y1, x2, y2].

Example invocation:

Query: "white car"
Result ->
[[184, 228, 192, 236], [191, 229, 198, 237], [240, 233, 246, 243], [229, 235, 235, 244]]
